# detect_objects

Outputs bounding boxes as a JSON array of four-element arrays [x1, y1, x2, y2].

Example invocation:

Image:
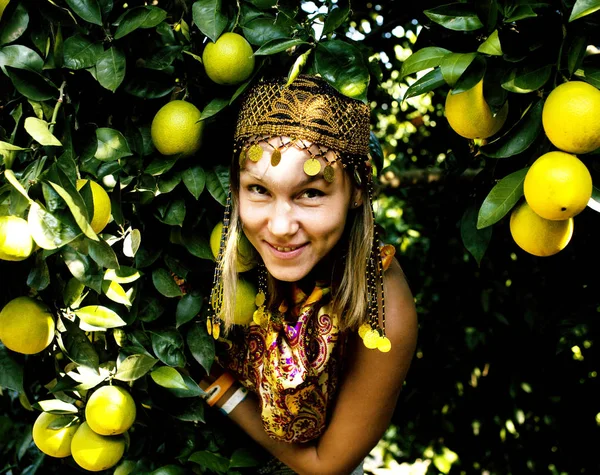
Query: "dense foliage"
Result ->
[[1, 0, 599, 474]]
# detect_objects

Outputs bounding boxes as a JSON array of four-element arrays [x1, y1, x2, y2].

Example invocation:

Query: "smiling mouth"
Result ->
[[268, 243, 306, 252]]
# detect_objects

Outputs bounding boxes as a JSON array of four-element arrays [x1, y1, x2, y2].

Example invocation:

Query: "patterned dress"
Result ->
[[217, 280, 345, 444]]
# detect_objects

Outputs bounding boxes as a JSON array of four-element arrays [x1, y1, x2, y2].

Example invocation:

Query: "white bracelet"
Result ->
[[219, 386, 249, 415]]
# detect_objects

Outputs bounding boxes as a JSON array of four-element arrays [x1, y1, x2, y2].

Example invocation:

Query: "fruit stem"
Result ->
[[49, 81, 67, 135]]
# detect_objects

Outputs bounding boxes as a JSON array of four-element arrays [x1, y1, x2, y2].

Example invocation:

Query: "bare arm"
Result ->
[[209, 259, 418, 475]]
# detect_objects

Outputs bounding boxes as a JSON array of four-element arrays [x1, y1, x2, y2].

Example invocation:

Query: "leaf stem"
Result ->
[[49, 81, 67, 135]]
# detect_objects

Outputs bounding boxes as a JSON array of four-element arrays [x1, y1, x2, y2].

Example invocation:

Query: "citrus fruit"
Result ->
[[70, 421, 125, 472], [509, 201, 574, 257], [0, 215, 35, 261], [524, 151, 592, 220], [542, 81, 600, 154], [234, 279, 258, 325], [85, 385, 136, 436], [32, 412, 80, 458], [0, 296, 55, 354], [76, 179, 111, 234], [210, 222, 256, 272], [445, 79, 508, 139], [150, 100, 204, 157], [202, 32, 255, 85]]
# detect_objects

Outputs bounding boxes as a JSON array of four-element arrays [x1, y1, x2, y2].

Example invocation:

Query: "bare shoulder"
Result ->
[[382, 257, 418, 349]]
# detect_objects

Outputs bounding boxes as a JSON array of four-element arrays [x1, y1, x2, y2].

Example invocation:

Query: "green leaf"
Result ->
[[24, 117, 62, 146], [574, 67, 600, 88], [188, 451, 229, 474], [63, 277, 87, 308], [95, 47, 126, 92], [440, 53, 477, 87], [27, 251, 50, 291], [588, 185, 600, 212], [88, 238, 120, 269], [150, 329, 186, 367], [200, 97, 229, 120], [187, 323, 214, 374], [152, 268, 183, 297], [229, 448, 260, 468], [402, 67, 446, 101], [424, 3, 484, 31], [322, 4, 350, 36], [569, 0, 600, 21], [6, 66, 57, 101], [182, 166, 206, 200], [114, 353, 158, 381], [155, 199, 186, 226], [461, 205, 492, 266], [501, 64, 551, 93], [124, 70, 175, 99], [399, 46, 451, 80], [477, 30, 502, 56], [28, 202, 80, 250], [0, 3, 29, 46], [176, 292, 203, 328], [65, 0, 102, 25], [59, 318, 100, 370], [206, 166, 229, 206], [192, 0, 228, 43], [163, 373, 204, 398], [62, 245, 103, 293], [254, 38, 307, 56], [150, 366, 188, 389], [63, 35, 104, 70], [114, 6, 167, 39], [145, 156, 178, 176], [481, 99, 543, 158], [314, 40, 369, 101], [477, 168, 528, 229], [0, 344, 24, 392], [181, 230, 213, 260], [75, 305, 127, 329], [242, 17, 288, 46], [46, 181, 97, 241], [0, 45, 43, 74], [95, 127, 132, 161], [171, 398, 205, 422], [145, 46, 183, 70], [4, 169, 32, 203], [567, 36, 587, 76], [503, 5, 539, 22]]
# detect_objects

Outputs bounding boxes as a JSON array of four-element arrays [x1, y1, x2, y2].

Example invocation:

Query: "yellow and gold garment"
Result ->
[[217, 280, 343, 443]]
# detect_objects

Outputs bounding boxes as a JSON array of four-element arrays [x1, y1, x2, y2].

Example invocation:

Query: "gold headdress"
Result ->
[[210, 75, 391, 352]]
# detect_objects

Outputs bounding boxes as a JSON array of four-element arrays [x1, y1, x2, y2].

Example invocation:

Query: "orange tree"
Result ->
[[0, 0, 382, 473], [397, 0, 600, 263]]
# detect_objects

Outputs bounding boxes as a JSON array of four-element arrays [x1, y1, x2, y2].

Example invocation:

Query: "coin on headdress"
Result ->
[[255, 290, 266, 307], [239, 148, 247, 166], [212, 322, 220, 340], [324, 164, 335, 183], [303, 158, 321, 176], [206, 319, 212, 336], [247, 144, 263, 162], [271, 148, 281, 166]]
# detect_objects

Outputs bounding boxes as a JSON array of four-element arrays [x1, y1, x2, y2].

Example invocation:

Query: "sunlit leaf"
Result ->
[[477, 30, 502, 56], [104, 266, 142, 284], [150, 366, 188, 389], [95, 128, 132, 161], [424, 3, 484, 31], [123, 229, 141, 257], [501, 65, 551, 93], [569, 0, 600, 21], [28, 202, 80, 250], [24, 117, 62, 146], [75, 305, 127, 329], [402, 67, 446, 101], [34, 400, 79, 414], [399, 46, 452, 80], [440, 52, 477, 87], [114, 6, 167, 39], [114, 354, 158, 381], [477, 168, 528, 229]]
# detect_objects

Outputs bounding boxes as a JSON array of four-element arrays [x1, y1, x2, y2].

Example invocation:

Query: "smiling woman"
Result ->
[[200, 75, 418, 475]]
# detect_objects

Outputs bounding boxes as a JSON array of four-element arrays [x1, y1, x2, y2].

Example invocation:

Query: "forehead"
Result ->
[[239, 137, 348, 186]]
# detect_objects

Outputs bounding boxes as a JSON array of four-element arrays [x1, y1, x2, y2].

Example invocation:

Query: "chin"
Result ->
[[264, 264, 310, 283]]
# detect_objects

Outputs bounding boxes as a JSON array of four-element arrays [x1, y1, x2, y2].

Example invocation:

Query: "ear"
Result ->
[[351, 188, 363, 209]]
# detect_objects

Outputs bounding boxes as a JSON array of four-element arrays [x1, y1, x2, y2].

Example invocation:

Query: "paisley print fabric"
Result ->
[[217, 280, 343, 443]]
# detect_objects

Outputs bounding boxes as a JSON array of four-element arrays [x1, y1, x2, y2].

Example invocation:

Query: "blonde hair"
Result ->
[[216, 167, 374, 333]]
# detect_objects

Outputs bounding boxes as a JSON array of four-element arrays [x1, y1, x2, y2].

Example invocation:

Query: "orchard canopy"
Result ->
[[1, 0, 600, 474]]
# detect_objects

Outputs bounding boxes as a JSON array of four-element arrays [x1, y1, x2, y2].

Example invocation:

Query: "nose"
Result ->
[[268, 200, 299, 237]]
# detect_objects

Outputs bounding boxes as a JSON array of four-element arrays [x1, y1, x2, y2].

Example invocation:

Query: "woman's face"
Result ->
[[238, 139, 357, 282]]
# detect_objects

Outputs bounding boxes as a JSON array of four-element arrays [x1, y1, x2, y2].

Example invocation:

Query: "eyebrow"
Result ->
[[240, 169, 327, 188]]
